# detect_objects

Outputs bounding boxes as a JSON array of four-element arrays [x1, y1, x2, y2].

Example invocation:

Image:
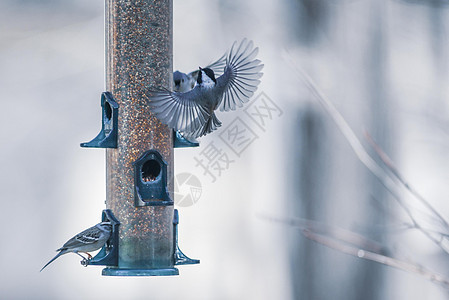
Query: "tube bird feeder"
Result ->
[[104, 0, 175, 276], [82, 0, 198, 276]]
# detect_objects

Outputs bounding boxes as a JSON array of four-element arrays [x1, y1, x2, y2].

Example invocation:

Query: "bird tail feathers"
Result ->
[[40, 249, 67, 272], [186, 112, 222, 139]]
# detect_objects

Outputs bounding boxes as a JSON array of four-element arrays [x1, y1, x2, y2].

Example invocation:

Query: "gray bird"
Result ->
[[40, 221, 112, 272], [149, 39, 264, 139], [173, 52, 227, 93]]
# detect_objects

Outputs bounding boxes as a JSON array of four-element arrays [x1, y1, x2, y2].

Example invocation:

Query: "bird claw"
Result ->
[[80, 258, 90, 267]]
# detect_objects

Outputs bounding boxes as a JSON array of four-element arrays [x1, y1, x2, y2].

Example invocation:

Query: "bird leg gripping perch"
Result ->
[[79, 253, 91, 267], [40, 210, 119, 272], [84, 209, 120, 267]]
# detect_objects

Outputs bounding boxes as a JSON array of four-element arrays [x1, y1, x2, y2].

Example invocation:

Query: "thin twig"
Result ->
[[282, 50, 449, 254], [303, 229, 449, 289], [260, 213, 449, 289], [258, 214, 386, 254], [365, 131, 449, 230]]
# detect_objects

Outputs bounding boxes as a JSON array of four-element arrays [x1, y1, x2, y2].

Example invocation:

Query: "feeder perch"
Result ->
[[173, 209, 200, 265], [87, 209, 120, 267], [173, 130, 199, 148], [80, 91, 118, 148]]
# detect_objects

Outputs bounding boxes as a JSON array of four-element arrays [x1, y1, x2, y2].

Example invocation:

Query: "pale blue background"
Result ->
[[1, 0, 449, 299]]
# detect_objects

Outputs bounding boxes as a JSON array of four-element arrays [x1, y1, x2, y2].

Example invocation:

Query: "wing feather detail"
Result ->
[[148, 87, 210, 133], [217, 39, 264, 112]]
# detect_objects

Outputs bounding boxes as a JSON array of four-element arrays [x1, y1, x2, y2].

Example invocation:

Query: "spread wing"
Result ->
[[216, 39, 264, 111], [147, 87, 210, 133], [205, 52, 227, 77], [188, 52, 227, 83]]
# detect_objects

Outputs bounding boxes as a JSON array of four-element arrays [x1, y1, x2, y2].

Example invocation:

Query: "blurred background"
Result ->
[[2, 0, 449, 299]]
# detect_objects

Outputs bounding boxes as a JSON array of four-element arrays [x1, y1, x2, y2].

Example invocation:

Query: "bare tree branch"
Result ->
[[303, 229, 449, 289], [365, 131, 449, 230], [260, 214, 449, 289], [282, 50, 449, 254], [258, 213, 385, 253]]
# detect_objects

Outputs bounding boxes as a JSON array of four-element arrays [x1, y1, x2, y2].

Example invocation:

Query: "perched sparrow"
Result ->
[[149, 39, 264, 139], [173, 52, 227, 93], [40, 221, 112, 272]]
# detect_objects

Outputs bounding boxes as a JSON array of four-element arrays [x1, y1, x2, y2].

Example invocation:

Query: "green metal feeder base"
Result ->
[[102, 267, 179, 276]]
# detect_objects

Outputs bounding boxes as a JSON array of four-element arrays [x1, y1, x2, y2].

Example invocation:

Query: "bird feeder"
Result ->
[[81, 0, 198, 276]]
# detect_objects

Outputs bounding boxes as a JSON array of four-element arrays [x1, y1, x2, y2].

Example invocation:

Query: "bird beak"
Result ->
[[199, 67, 202, 71]]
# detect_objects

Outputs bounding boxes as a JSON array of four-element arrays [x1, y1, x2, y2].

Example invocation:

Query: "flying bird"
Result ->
[[149, 39, 264, 139], [40, 221, 112, 272]]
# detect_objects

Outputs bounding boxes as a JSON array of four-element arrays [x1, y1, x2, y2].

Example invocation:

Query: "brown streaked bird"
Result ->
[[40, 222, 112, 272]]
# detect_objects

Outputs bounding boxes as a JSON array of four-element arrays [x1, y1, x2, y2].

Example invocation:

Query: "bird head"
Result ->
[[173, 71, 190, 92], [197, 67, 216, 88], [98, 221, 112, 231]]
